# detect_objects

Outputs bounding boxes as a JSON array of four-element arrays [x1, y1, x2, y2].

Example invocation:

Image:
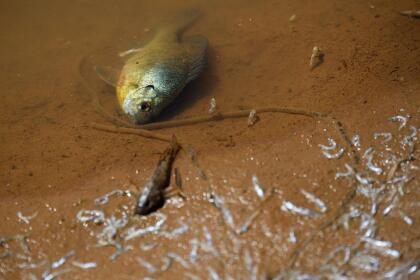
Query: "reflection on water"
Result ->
[[1, 0, 419, 279]]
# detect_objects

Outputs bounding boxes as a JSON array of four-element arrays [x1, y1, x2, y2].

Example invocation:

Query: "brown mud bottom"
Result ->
[[1, 0, 420, 279]]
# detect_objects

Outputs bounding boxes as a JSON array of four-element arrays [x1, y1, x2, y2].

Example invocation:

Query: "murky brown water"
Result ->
[[1, 0, 419, 279]]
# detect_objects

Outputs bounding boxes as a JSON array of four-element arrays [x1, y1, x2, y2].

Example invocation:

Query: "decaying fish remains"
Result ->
[[115, 12, 208, 124], [135, 137, 181, 215]]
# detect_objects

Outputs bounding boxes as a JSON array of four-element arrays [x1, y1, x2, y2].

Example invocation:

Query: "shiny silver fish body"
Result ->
[[117, 13, 208, 124]]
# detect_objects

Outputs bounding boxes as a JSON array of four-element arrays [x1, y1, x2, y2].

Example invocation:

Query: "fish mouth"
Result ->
[[127, 107, 153, 124], [138, 101, 152, 112], [132, 114, 153, 124]]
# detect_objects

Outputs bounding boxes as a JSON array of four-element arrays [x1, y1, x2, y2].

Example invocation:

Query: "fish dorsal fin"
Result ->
[[184, 35, 208, 83], [94, 65, 120, 87]]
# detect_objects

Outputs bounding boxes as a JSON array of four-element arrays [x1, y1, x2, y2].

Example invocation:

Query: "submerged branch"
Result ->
[[90, 122, 173, 143], [138, 107, 327, 130]]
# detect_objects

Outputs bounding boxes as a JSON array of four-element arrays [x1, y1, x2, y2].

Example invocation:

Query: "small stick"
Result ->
[[135, 107, 327, 130], [387, 143, 416, 181], [283, 178, 358, 272], [237, 188, 275, 235], [90, 122, 172, 142], [89, 107, 328, 145]]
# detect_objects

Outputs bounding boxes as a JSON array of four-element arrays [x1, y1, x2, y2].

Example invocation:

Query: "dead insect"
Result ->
[[135, 136, 181, 215]]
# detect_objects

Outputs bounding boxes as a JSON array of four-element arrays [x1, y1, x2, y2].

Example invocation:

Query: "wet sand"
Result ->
[[1, 0, 419, 279]]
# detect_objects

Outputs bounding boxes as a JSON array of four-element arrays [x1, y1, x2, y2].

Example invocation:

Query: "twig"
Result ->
[[387, 143, 416, 181], [283, 177, 358, 272], [237, 188, 275, 234], [138, 107, 327, 130], [90, 122, 172, 143], [327, 116, 360, 164]]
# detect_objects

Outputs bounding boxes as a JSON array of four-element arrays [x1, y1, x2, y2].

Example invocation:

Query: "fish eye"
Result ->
[[139, 101, 152, 112], [145, 85, 155, 90]]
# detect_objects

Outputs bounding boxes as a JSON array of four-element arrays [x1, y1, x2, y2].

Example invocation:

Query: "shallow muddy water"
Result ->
[[1, 0, 419, 279]]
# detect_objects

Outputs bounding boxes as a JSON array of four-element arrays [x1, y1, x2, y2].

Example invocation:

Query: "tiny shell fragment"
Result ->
[[209, 97, 217, 114], [248, 110, 259, 127], [309, 46, 324, 70]]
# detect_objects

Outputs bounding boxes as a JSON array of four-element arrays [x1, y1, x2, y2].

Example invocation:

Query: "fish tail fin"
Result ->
[[154, 10, 201, 42]]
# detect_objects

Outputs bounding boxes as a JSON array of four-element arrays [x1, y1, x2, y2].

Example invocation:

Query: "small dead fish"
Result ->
[[97, 11, 208, 124], [135, 137, 180, 215]]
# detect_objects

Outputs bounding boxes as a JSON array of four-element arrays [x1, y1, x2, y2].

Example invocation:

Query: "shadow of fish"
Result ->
[[96, 11, 208, 124]]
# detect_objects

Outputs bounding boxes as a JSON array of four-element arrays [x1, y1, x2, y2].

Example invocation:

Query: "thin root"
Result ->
[[237, 188, 275, 235], [89, 107, 329, 144], [90, 122, 173, 143], [387, 143, 416, 181], [138, 107, 327, 130], [283, 178, 358, 272], [273, 118, 360, 274]]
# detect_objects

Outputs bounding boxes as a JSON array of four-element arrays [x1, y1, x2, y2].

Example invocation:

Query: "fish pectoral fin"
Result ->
[[94, 65, 120, 87], [184, 35, 208, 83]]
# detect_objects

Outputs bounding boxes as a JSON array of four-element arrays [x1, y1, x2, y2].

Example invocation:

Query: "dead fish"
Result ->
[[135, 136, 180, 215], [96, 11, 208, 124]]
